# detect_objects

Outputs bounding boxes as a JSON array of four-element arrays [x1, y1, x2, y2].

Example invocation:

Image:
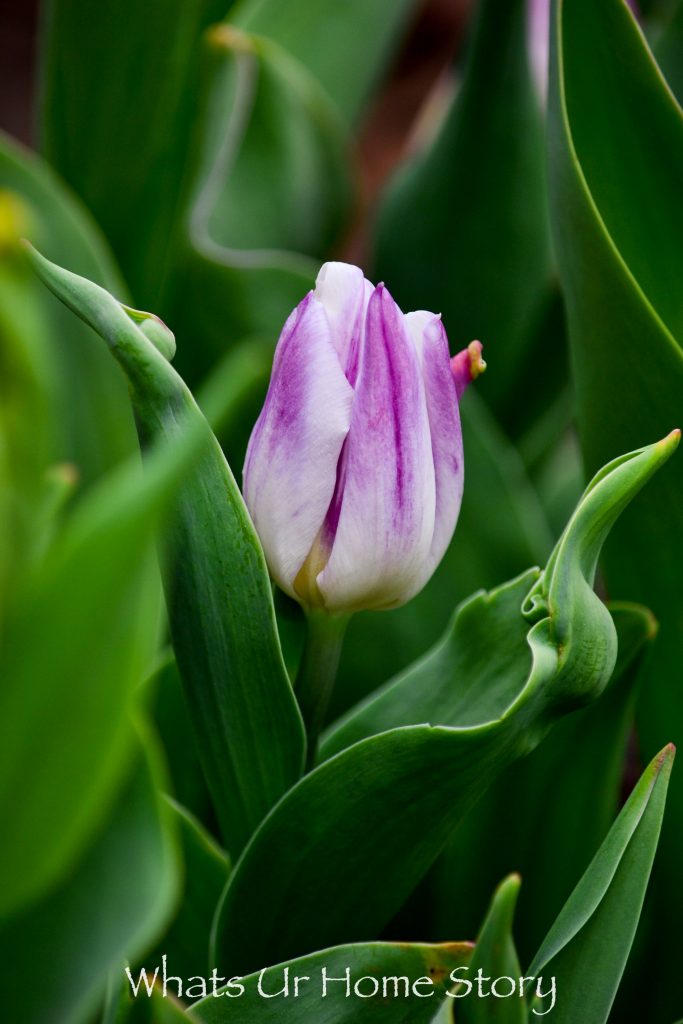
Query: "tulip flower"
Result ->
[[244, 262, 484, 617]]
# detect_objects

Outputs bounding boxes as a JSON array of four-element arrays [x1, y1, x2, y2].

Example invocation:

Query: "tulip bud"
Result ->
[[243, 263, 483, 614]]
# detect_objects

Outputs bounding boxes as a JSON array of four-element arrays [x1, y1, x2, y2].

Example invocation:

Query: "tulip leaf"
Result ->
[[373, 0, 554, 431], [654, 0, 683, 104], [0, 408, 186, 916], [40, 2, 353, 383], [526, 745, 675, 1022], [321, 435, 675, 760], [230, 0, 417, 123], [211, 433, 677, 976], [153, 656, 214, 825], [39, 0, 231, 305], [145, 799, 231, 982], [169, 27, 350, 381], [0, 731, 180, 1024], [548, 0, 683, 1013], [429, 602, 655, 957], [333, 390, 553, 716], [190, 941, 473, 1023], [0, 203, 54, 621], [456, 875, 528, 1024], [27, 248, 306, 857], [0, 131, 135, 480]]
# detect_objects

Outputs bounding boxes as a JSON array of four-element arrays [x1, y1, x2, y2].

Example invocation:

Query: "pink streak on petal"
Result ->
[[243, 292, 354, 597], [405, 312, 464, 590], [317, 284, 436, 612]]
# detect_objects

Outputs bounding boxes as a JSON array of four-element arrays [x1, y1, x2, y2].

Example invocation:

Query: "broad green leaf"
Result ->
[[191, 941, 473, 1023], [0, 731, 180, 1024], [168, 27, 350, 382], [212, 434, 677, 976], [0, 436, 165, 916], [0, 131, 135, 480], [153, 657, 214, 826], [40, 2, 353, 383], [27, 248, 306, 856], [230, 0, 417, 123], [456, 875, 527, 1024], [0, 198, 54, 619], [145, 800, 231, 982], [39, 0, 230, 306], [333, 391, 553, 716], [373, 0, 554, 431], [428, 603, 655, 959], [548, 0, 683, 1013], [526, 745, 675, 1022]]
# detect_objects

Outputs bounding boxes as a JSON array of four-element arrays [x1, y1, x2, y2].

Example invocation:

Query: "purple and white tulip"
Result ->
[[243, 263, 484, 614]]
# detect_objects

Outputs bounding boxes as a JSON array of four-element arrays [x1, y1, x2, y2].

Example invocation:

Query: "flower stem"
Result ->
[[296, 609, 349, 770]]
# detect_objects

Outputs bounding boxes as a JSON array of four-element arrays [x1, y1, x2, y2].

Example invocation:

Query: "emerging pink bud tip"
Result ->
[[451, 340, 486, 400]]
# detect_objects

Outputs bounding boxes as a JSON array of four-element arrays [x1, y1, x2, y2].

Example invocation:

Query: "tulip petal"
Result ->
[[405, 311, 464, 592], [318, 285, 436, 611], [314, 261, 374, 384], [243, 293, 354, 596]]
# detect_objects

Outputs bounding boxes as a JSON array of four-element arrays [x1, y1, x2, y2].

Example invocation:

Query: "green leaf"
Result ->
[[127, 992, 195, 1023], [0, 198, 54, 620], [456, 875, 527, 1024], [145, 800, 231, 981], [0, 431, 167, 917], [333, 391, 553, 716], [526, 745, 675, 1022], [428, 602, 656, 959], [547, 0, 683, 1013], [27, 247, 306, 856], [153, 656, 214, 825], [190, 941, 473, 1023], [168, 27, 350, 381], [39, 0, 230, 305], [373, 0, 554, 430], [0, 131, 135, 480], [230, 0, 417, 123], [654, 0, 683, 104], [321, 432, 677, 760], [40, 2, 353, 383], [211, 434, 677, 976], [0, 730, 180, 1024]]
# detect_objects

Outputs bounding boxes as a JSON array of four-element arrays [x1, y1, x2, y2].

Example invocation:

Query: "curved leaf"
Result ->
[[527, 745, 674, 1022], [457, 875, 527, 1024], [169, 27, 350, 380], [39, 0, 231, 304], [230, 0, 417, 123], [654, 0, 683, 104], [547, 0, 683, 1012], [191, 941, 473, 1023], [145, 800, 231, 982], [27, 248, 306, 856], [211, 434, 677, 976], [428, 602, 656, 957], [0, 420, 181, 916], [0, 731, 180, 1024], [374, 0, 553, 429], [0, 131, 135, 479]]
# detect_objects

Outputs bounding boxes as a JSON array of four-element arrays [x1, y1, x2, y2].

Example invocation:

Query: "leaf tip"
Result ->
[[661, 428, 681, 451]]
